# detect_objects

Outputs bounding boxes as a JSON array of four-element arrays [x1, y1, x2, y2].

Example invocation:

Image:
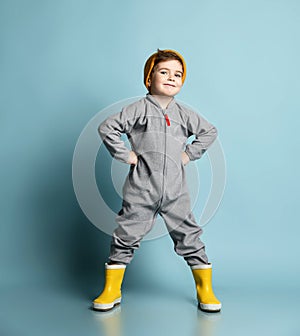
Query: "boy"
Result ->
[[93, 49, 222, 313]]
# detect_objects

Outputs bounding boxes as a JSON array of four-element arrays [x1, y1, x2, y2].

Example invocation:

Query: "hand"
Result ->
[[128, 151, 138, 165], [181, 152, 190, 166]]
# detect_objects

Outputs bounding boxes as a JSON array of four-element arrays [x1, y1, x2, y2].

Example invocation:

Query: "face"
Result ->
[[148, 59, 183, 97]]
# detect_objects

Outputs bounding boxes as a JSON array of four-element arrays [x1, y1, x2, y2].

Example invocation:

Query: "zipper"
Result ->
[[161, 109, 168, 203], [164, 114, 171, 126]]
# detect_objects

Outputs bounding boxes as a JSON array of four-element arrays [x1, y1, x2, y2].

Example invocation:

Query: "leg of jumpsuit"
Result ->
[[109, 200, 160, 264], [159, 191, 209, 266]]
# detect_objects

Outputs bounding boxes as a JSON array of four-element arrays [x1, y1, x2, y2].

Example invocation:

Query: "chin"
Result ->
[[162, 89, 179, 95], [160, 93, 175, 97], [166, 91, 179, 97]]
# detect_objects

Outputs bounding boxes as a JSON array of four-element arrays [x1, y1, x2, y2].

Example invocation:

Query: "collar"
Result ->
[[146, 93, 176, 110]]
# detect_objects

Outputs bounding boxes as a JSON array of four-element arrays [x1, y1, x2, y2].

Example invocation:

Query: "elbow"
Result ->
[[98, 120, 107, 140], [212, 126, 218, 140], [208, 125, 218, 142]]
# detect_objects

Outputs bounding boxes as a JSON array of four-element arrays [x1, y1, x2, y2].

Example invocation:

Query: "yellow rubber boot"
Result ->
[[191, 264, 222, 312], [93, 263, 126, 311]]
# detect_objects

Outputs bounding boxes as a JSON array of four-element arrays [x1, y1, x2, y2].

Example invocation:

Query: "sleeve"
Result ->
[[184, 108, 218, 161], [98, 106, 136, 164]]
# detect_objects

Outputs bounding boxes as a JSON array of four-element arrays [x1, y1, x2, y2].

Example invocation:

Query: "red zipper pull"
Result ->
[[165, 114, 171, 126]]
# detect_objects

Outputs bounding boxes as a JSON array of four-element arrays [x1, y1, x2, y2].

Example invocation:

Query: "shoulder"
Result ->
[[173, 100, 200, 121], [121, 96, 147, 112], [175, 100, 198, 114], [116, 97, 147, 121]]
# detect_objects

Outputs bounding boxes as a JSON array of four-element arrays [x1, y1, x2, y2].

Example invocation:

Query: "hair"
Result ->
[[152, 49, 184, 72]]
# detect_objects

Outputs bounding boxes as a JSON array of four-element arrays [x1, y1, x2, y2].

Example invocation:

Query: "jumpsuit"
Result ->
[[98, 94, 218, 266]]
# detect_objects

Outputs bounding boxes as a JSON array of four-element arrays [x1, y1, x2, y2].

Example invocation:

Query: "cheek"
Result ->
[[154, 78, 164, 86], [177, 80, 183, 88]]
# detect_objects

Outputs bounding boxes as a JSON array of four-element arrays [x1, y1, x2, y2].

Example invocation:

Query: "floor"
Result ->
[[1, 283, 299, 336]]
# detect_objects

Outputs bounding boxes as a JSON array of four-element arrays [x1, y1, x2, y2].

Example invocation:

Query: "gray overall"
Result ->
[[99, 94, 218, 266]]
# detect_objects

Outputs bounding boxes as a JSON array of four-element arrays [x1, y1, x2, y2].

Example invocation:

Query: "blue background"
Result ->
[[1, 0, 299, 335]]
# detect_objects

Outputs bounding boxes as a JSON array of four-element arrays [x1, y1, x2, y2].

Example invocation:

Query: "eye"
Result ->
[[175, 73, 182, 78], [160, 70, 168, 75]]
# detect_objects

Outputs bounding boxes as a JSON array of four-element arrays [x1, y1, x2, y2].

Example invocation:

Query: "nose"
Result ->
[[168, 74, 175, 81]]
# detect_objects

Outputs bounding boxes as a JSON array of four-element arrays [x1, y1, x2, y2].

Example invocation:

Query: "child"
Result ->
[[93, 49, 222, 313]]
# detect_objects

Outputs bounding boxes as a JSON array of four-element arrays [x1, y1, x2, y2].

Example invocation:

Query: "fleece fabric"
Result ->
[[98, 94, 217, 266]]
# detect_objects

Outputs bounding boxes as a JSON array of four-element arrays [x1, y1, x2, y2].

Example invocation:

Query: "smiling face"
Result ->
[[148, 59, 183, 97]]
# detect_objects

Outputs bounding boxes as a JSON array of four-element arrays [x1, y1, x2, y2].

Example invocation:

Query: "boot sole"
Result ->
[[93, 297, 121, 312], [198, 302, 222, 313]]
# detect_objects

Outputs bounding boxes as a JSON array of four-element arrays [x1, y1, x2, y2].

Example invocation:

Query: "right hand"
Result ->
[[128, 151, 138, 165], [181, 151, 190, 166]]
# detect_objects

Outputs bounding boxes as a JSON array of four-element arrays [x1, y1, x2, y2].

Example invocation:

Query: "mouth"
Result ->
[[164, 84, 176, 87]]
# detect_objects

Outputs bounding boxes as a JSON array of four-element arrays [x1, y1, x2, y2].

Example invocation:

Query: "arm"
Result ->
[[98, 107, 138, 164], [184, 109, 218, 161]]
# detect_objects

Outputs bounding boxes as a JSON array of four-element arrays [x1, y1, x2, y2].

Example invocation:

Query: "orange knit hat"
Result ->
[[144, 49, 186, 90]]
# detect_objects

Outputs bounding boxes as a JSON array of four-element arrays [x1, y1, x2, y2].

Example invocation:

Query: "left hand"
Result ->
[[128, 151, 138, 165], [181, 152, 190, 166]]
